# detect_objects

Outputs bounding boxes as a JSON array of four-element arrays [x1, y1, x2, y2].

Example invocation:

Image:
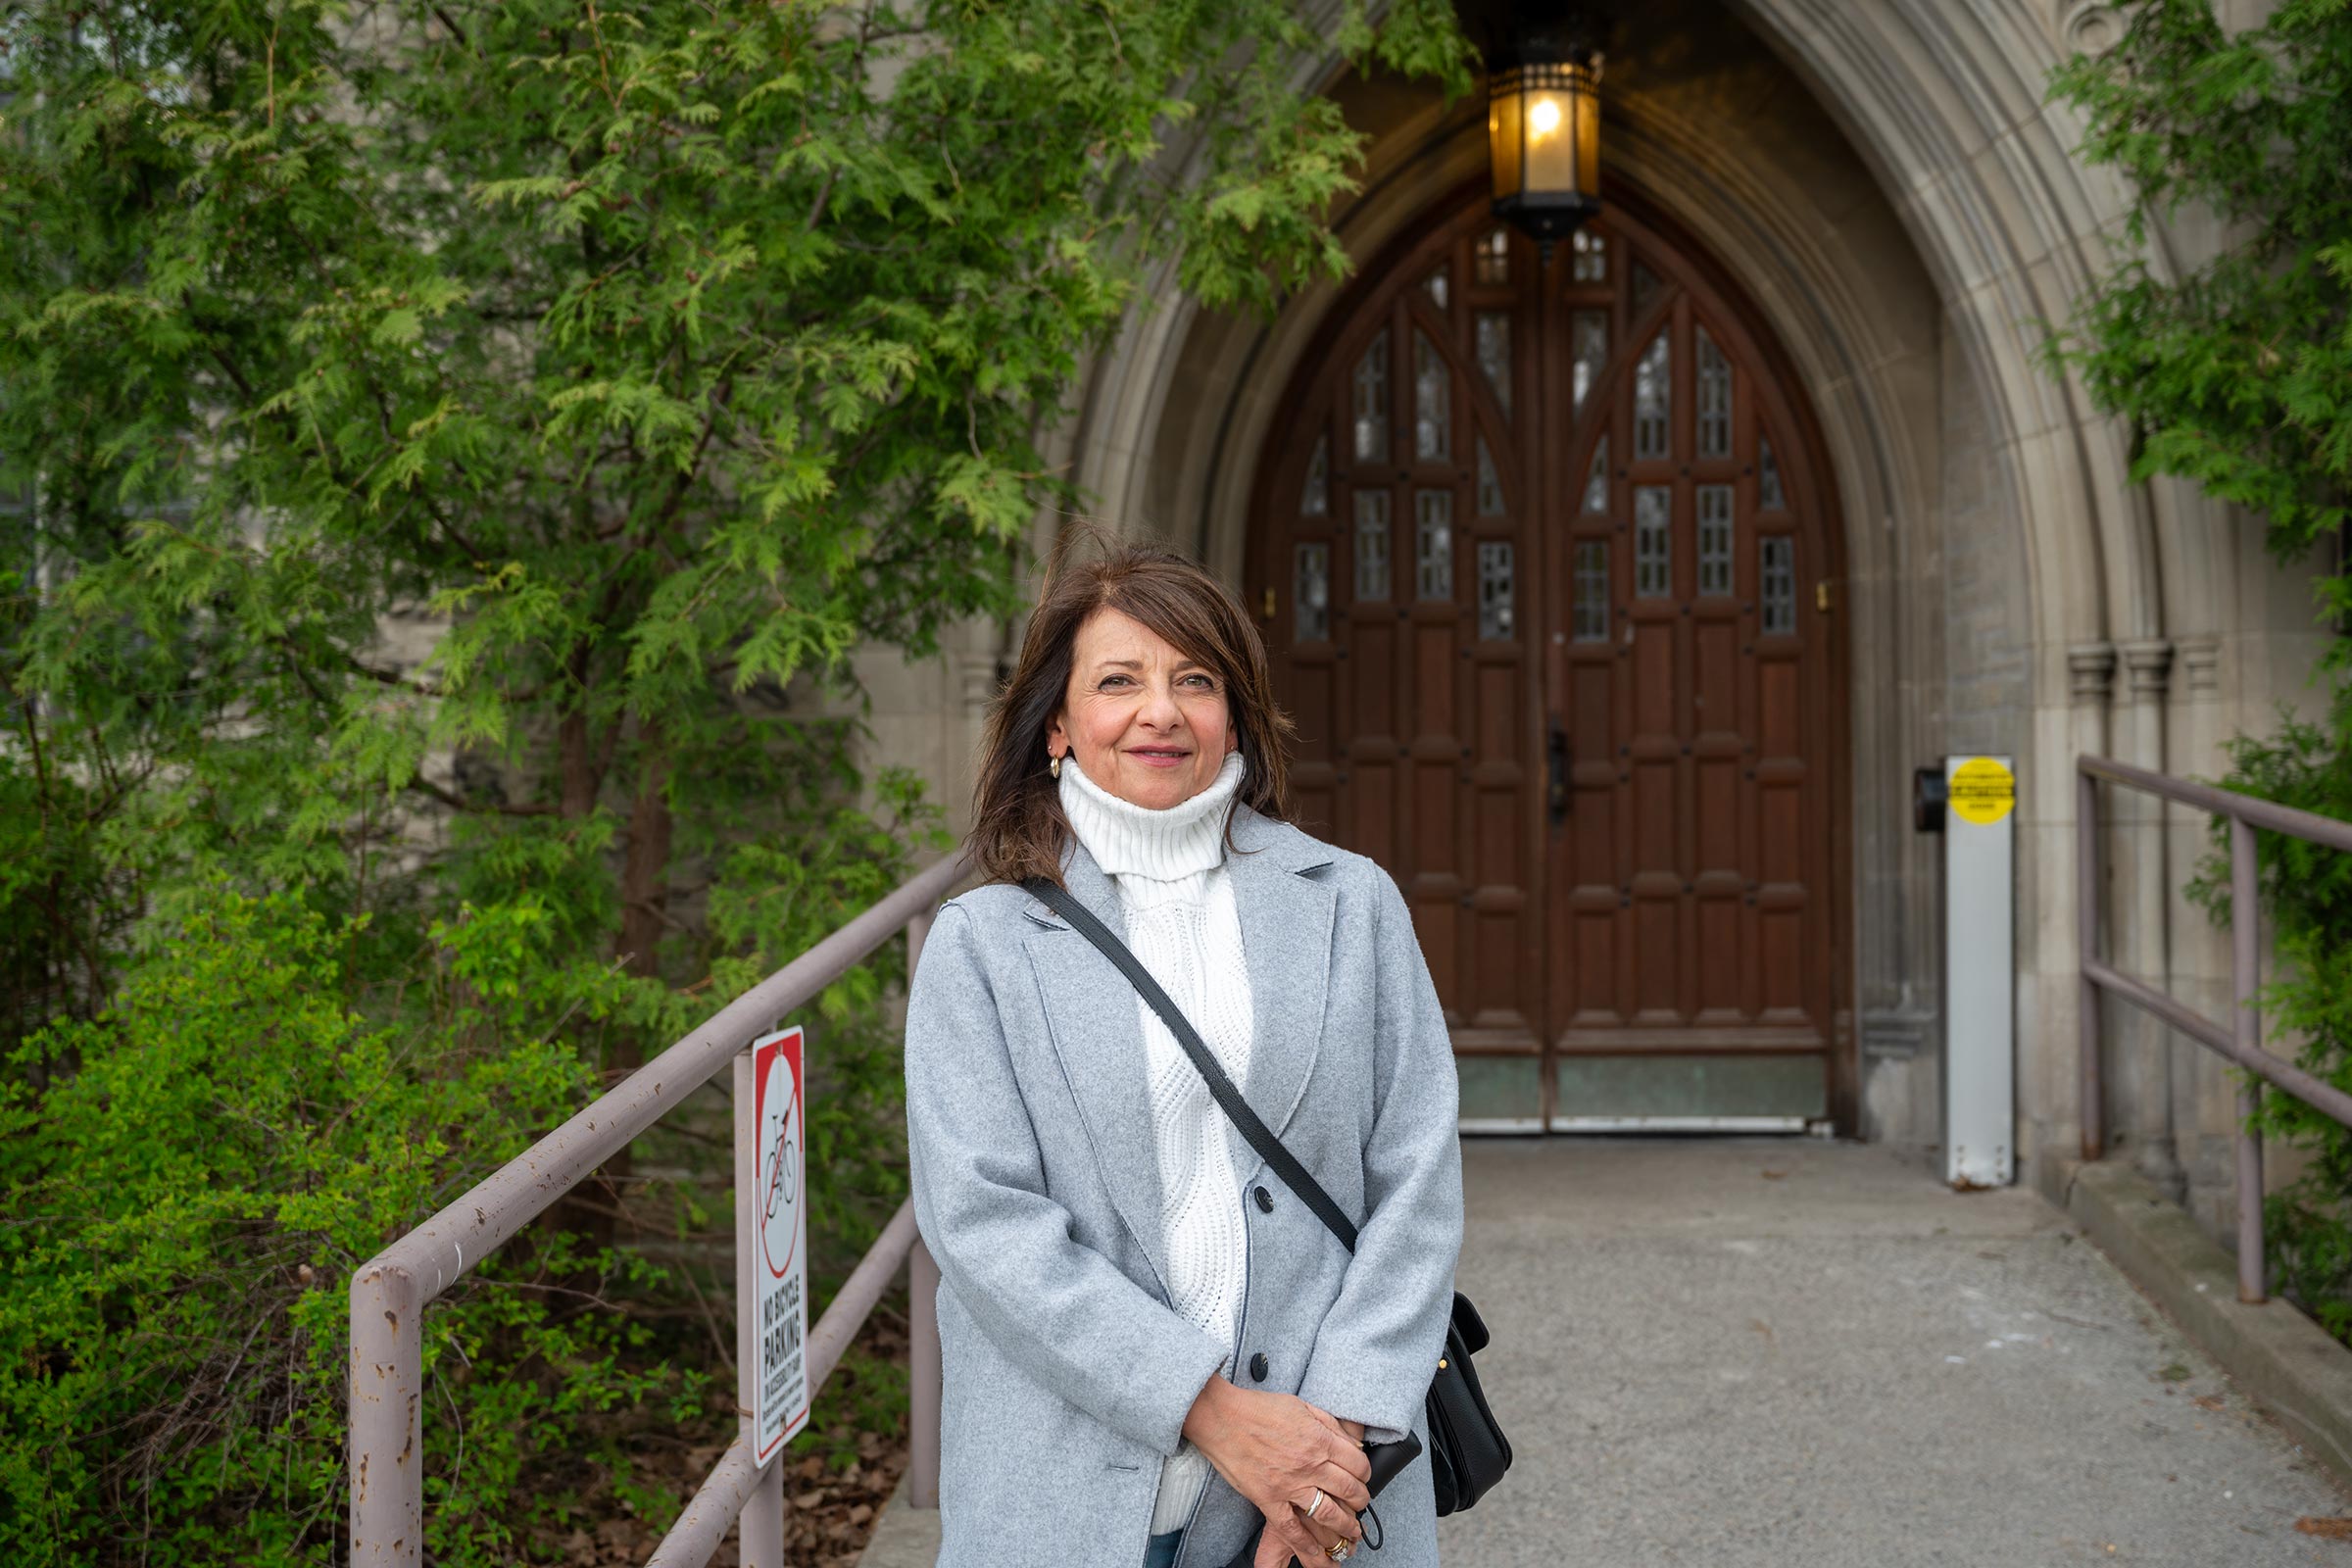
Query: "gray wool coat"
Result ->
[[904, 803, 1464, 1568]]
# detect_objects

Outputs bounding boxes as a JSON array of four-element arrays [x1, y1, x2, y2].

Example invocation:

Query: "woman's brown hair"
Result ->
[[970, 523, 1297, 887]]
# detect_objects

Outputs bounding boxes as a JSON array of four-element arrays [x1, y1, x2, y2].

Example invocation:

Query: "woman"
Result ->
[[906, 535, 1464, 1568]]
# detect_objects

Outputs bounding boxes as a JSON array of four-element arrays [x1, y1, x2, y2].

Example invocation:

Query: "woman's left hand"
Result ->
[[1250, 1419, 1371, 1567]]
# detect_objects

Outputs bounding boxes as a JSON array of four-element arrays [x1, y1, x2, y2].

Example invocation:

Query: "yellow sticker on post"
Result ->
[[1948, 757, 2016, 826]]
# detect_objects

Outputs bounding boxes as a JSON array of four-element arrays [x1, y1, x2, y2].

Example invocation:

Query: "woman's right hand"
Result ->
[[1181, 1378, 1370, 1563]]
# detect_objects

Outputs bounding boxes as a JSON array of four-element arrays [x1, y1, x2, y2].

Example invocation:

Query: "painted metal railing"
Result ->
[[350, 849, 969, 1566], [2078, 756, 2352, 1305]]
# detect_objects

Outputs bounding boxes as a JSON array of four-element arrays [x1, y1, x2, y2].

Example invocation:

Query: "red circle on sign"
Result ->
[[759, 1046, 802, 1281]]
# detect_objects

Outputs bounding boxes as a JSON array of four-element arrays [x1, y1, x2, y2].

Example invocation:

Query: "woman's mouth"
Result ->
[[1128, 747, 1190, 768]]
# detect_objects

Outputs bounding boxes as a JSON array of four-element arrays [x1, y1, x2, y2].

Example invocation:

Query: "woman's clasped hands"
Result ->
[[1182, 1377, 1372, 1565]]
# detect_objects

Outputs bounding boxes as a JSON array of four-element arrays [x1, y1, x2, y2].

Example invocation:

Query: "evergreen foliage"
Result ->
[[0, 0, 1471, 1559], [2049, 0, 2352, 1335]]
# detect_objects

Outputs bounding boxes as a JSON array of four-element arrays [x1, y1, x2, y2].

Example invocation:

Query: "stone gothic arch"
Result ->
[[1030, 0, 2303, 1196]]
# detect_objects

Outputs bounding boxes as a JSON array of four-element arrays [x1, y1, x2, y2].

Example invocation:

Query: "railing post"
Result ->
[[2079, 764, 2105, 1160], [906, 904, 936, 983], [909, 1240, 943, 1508], [735, 1049, 786, 1568], [349, 1260, 423, 1567], [2230, 816, 2269, 1305]]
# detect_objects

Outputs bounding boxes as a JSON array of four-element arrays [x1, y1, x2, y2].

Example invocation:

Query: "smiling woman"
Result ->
[[908, 528, 1465, 1566], [1049, 612, 1242, 808], [966, 527, 1300, 888]]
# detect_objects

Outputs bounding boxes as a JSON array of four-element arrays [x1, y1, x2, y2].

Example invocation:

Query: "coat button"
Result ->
[[1253, 1186, 1274, 1213], [1250, 1352, 1270, 1383]]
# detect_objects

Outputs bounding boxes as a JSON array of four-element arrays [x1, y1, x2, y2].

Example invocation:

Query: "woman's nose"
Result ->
[[1138, 679, 1184, 729]]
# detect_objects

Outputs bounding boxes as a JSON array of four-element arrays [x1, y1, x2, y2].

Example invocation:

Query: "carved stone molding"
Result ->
[[1861, 1008, 1934, 1059], [956, 652, 1001, 717], [2055, 0, 2126, 56], [2175, 636, 2222, 697], [2067, 641, 2117, 706], [2119, 638, 2175, 701]]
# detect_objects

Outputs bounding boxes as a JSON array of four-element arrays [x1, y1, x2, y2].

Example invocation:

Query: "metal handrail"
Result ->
[[350, 847, 971, 1567], [2078, 756, 2352, 1307]]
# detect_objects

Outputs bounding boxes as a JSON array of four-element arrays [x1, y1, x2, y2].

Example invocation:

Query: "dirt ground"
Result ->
[[552, 1305, 911, 1568]]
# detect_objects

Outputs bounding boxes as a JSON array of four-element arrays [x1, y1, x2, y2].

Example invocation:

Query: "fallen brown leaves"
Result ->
[[544, 1309, 912, 1567], [2297, 1516, 2352, 1542]]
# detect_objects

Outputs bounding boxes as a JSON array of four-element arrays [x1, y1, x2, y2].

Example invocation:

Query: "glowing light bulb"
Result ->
[[1531, 98, 1562, 136]]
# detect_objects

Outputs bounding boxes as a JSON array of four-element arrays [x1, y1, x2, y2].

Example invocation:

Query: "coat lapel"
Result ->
[[1225, 808, 1338, 1169], [1023, 845, 1172, 1296]]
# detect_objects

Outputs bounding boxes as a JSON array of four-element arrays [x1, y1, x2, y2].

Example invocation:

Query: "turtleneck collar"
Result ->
[[1058, 749, 1246, 883]]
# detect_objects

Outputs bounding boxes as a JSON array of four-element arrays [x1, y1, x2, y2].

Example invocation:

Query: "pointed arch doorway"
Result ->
[[1246, 184, 1852, 1133]]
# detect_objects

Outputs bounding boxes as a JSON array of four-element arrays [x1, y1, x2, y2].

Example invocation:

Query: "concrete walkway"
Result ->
[[860, 1139, 2352, 1566], [1440, 1138, 2348, 1566]]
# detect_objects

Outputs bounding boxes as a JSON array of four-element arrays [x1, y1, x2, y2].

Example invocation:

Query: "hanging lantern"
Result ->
[[1488, 39, 1602, 259]]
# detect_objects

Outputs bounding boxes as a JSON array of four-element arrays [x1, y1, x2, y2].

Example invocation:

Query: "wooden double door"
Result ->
[[1249, 188, 1849, 1131]]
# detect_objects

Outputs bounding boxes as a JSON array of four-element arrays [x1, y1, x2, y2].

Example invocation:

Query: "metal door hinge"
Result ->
[[1261, 587, 1277, 619], [1815, 579, 1835, 613]]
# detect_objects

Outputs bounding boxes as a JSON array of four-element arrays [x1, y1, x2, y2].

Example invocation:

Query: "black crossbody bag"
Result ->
[[1024, 878, 1511, 1550]]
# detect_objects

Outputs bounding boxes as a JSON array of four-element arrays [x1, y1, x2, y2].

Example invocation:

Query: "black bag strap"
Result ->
[[1024, 876, 1359, 1254]]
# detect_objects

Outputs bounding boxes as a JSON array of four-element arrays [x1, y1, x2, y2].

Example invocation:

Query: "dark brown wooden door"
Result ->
[[1250, 187, 1846, 1130]]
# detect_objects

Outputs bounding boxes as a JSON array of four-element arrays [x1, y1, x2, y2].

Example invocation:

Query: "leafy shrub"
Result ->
[[0, 884, 678, 1566]]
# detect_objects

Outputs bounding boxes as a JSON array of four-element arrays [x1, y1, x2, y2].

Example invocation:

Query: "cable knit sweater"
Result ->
[[1057, 749, 1252, 1536]]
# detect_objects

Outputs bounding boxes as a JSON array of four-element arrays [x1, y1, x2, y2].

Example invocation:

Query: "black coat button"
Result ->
[[1249, 1352, 1270, 1382], [1253, 1186, 1274, 1213]]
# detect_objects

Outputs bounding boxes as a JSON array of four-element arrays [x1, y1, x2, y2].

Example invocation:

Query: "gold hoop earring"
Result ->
[[1049, 754, 1062, 780]]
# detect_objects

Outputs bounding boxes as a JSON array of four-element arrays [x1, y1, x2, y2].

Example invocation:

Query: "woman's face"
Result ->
[[1048, 608, 1240, 810]]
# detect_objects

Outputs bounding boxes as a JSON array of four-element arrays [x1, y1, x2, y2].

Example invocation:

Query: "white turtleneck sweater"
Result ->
[[1057, 749, 1254, 1536]]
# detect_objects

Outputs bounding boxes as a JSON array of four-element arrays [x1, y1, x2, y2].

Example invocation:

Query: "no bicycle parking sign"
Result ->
[[750, 1025, 808, 1463]]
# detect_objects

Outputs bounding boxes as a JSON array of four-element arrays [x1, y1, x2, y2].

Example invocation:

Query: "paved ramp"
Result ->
[[859, 1138, 2352, 1566], [1441, 1139, 2349, 1566]]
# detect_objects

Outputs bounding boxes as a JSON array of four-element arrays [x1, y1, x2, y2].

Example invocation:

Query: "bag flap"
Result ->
[[1450, 1291, 1490, 1355]]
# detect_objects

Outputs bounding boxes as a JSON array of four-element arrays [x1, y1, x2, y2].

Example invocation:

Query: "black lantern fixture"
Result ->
[[1487, 15, 1603, 261]]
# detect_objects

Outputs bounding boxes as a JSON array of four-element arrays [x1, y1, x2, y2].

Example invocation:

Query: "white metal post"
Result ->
[[1944, 755, 2016, 1187], [735, 1049, 786, 1567]]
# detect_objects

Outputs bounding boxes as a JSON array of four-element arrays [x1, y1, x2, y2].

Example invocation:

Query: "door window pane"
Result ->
[[1573, 541, 1610, 642], [1635, 486, 1672, 598], [1475, 312, 1512, 416], [1572, 310, 1608, 415], [1352, 335, 1390, 464], [1413, 330, 1450, 464], [1696, 327, 1732, 459], [1697, 484, 1735, 596], [1582, 438, 1609, 514], [1761, 536, 1796, 635], [1295, 543, 1330, 641], [1300, 436, 1329, 517], [1758, 437, 1786, 511], [1415, 490, 1453, 601], [1634, 333, 1672, 460], [1476, 438, 1505, 516], [1631, 257, 1663, 318], [1572, 227, 1607, 282], [1354, 489, 1392, 603], [1475, 226, 1510, 285], [1477, 542, 1514, 641]]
